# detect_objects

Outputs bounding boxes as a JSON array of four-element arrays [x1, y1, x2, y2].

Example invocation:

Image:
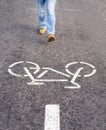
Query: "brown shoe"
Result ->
[[47, 34, 55, 42], [39, 28, 47, 35]]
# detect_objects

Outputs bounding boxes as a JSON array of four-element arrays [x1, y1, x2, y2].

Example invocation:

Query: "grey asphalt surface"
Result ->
[[0, 0, 106, 130]]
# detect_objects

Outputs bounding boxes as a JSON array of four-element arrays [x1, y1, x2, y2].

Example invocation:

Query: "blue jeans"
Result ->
[[36, 0, 56, 35]]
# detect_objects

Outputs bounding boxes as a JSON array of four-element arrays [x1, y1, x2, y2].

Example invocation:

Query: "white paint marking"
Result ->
[[24, 67, 35, 80], [43, 67, 70, 78], [24, 67, 44, 85], [64, 9, 83, 12], [80, 62, 96, 77], [26, 61, 40, 75], [9, 61, 24, 68], [27, 82, 44, 85], [8, 68, 22, 77], [84, 69, 96, 77], [8, 61, 97, 88], [27, 8, 37, 11], [8, 61, 24, 77], [37, 70, 49, 78], [27, 8, 38, 13], [44, 104, 60, 130], [28, 79, 68, 83], [65, 62, 78, 76], [80, 62, 95, 68], [65, 67, 84, 89], [65, 62, 96, 77]]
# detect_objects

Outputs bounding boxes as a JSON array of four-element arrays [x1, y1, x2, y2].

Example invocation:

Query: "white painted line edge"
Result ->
[[64, 9, 83, 12], [44, 104, 60, 130]]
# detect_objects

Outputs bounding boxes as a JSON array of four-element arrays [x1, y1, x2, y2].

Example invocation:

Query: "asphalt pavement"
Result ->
[[0, 0, 106, 130]]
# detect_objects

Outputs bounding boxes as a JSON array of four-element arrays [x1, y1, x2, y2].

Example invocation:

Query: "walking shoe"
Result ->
[[39, 28, 47, 35], [47, 34, 55, 42]]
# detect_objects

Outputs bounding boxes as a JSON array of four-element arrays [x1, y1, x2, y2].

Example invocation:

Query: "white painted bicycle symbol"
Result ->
[[8, 61, 96, 89]]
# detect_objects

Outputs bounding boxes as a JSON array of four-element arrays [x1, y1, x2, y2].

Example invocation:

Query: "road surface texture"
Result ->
[[0, 0, 106, 130]]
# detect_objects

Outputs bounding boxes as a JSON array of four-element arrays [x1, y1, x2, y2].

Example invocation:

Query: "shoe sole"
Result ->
[[48, 36, 55, 42]]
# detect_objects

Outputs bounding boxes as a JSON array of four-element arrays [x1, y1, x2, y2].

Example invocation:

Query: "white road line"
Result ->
[[9, 61, 24, 68], [27, 8, 83, 12], [27, 8, 37, 13], [27, 8, 37, 11], [43, 67, 70, 78], [37, 70, 49, 78], [64, 67, 84, 89], [64, 9, 83, 12], [30, 79, 68, 82], [44, 104, 60, 130]]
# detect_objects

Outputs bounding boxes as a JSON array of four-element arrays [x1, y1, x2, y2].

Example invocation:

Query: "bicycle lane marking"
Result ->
[[7, 61, 97, 129], [8, 61, 97, 89]]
